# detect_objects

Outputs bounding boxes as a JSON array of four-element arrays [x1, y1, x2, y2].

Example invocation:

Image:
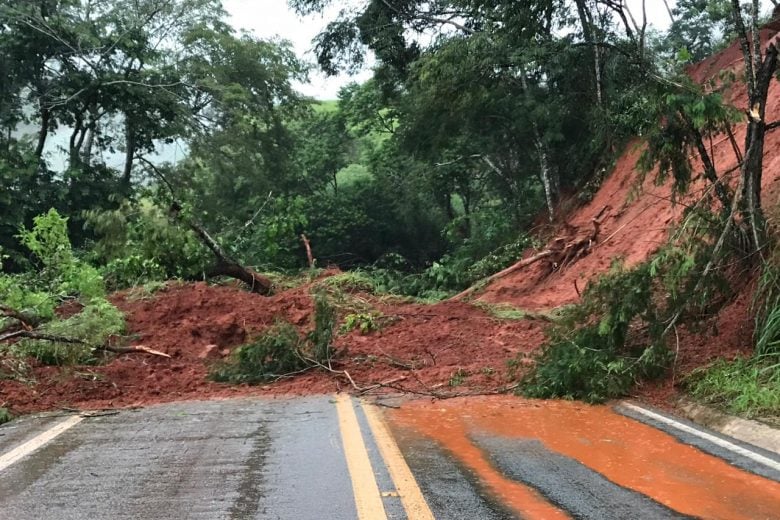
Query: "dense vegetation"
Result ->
[[1, 0, 779, 412]]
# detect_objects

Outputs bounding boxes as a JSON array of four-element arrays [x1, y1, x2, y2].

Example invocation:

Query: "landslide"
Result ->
[[3, 31, 780, 413]]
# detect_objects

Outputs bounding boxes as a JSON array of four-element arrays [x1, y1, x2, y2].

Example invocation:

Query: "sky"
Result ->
[[222, 0, 373, 99]]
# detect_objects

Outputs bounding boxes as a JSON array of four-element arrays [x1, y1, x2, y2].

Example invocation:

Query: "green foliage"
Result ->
[[14, 209, 106, 301], [2, 210, 126, 366], [16, 300, 125, 366], [0, 274, 55, 323], [210, 291, 338, 384], [0, 407, 12, 425], [520, 255, 706, 403], [322, 272, 379, 293], [638, 82, 740, 201], [341, 312, 381, 334], [209, 321, 307, 384], [101, 256, 168, 290], [522, 332, 671, 403], [86, 203, 211, 289], [449, 368, 469, 387], [17, 209, 73, 268], [754, 251, 780, 357], [309, 291, 336, 362], [687, 356, 780, 418]]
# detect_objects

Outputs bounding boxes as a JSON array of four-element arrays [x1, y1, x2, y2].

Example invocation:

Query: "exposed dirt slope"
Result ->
[[479, 28, 780, 310]]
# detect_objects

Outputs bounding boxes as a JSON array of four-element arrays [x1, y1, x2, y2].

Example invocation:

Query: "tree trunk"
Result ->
[[69, 116, 84, 167], [172, 204, 273, 295], [123, 121, 136, 189], [35, 107, 50, 159], [537, 138, 555, 222], [737, 23, 779, 253], [519, 72, 557, 221], [681, 112, 732, 212], [575, 0, 603, 106]]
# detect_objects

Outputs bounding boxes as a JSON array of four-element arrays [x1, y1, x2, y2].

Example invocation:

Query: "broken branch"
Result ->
[[0, 331, 171, 358]]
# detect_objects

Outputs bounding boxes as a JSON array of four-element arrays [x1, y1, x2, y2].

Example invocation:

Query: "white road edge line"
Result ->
[[0, 415, 84, 472], [622, 402, 780, 472]]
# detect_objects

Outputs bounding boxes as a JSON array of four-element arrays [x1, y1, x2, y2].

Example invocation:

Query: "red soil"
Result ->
[[2, 30, 780, 414], [0, 280, 546, 413]]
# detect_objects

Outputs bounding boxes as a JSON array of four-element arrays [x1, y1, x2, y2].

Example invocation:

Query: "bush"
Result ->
[[309, 292, 336, 363], [209, 321, 307, 384], [85, 203, 211, 289], [341, 312, 381, 334], [0, 407, 12, 425], [519, 259, 683, 403], [521, 330, 670, 403], [210, 292, 338, 384], [101, 255, 168, 290], [3, 209, 126, 366]]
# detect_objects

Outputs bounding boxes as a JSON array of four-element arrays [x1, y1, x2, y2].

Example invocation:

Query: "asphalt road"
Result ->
[[0, 395, 778, 519]]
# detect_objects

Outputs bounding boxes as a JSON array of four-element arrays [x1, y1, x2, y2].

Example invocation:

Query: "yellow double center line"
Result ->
[[335, 394, 435, 520]]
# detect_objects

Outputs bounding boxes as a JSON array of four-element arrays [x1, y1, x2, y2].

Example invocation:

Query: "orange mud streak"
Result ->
[[391, 401, 570, 519], [388, 396, 780, 520]]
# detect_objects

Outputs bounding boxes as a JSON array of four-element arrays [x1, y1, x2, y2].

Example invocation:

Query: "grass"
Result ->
[[473, 302, 528, 320], [472, 301, 561, 322], [686, 355, 780, 419], [449, 367, 469, 387], [125, 280, 169, 301]]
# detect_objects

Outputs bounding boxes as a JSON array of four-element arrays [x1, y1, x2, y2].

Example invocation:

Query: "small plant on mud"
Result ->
[[210, 321, 308, 384], [309, 291, 336, 363], [340, 312, 381, 335], [449, 367, 469, 387]]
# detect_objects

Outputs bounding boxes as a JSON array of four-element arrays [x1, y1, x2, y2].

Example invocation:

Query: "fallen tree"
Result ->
[[170, 203, 273, 295], [451, 207, 609, 301], [138, 156, 273, 295]]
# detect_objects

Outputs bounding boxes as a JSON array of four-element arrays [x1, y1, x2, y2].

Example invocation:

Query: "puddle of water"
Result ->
[[389, 396, 780, 520]]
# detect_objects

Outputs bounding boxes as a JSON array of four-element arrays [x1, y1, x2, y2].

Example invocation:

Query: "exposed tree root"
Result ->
[[451, 206, 609, 301]]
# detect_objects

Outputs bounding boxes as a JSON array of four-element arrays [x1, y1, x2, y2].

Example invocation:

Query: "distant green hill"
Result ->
[[313, 100, 338, 113]]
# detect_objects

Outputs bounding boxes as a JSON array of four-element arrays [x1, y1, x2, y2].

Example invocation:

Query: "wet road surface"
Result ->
[[0, 394, 778, 519]]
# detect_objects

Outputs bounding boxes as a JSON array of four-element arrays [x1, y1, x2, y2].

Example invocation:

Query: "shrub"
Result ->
[[210, 321, 307, 384], [0, 407, 12, 425], [210, 292, 338, 384], [309, 291, 336, 363], [519, 259, 686, 403], [85, 204, 211, 289], [341, 312, 381, 334], [521, 330, 670, 403]]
